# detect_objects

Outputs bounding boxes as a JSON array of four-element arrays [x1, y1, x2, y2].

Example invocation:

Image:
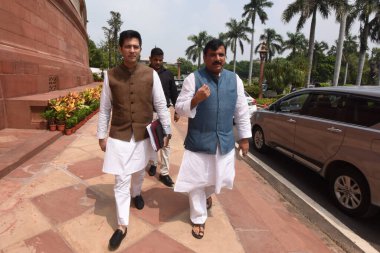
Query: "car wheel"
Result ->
[[252, 126, 268, 153], [329, 166, 373, 217]]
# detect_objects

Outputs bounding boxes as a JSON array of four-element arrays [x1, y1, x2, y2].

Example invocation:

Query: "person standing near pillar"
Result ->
[[174, 39, 251, 239], [97, 30, 171, 251], [147, 47, 179, 187]]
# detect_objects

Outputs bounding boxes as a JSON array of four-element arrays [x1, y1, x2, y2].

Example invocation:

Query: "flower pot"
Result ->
[[49, 124, 57, 131], [57, 124, 65, 131], [65, 128, 73, 135]]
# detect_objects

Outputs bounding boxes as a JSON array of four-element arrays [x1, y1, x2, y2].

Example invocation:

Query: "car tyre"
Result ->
[[329, 166, 376, 218], [252, 126, 269, 153]]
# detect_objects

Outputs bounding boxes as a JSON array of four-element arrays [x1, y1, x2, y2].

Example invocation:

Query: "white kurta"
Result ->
[[97, 70, 171, 176], [174, 71, 251, 194]]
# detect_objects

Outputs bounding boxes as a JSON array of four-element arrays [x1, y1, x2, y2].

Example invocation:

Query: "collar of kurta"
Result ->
[[204, 67, 224, 83], [119, 63, 139, 74]]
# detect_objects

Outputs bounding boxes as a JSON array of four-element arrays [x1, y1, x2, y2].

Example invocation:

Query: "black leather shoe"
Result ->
[[134, 195, 144, 210], [148, 165, 156, 176], [108, 228, 127, 251], [159, 174, 174, 187]]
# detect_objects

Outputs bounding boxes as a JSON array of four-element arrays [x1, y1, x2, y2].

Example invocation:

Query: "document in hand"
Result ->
[[146, 119, 165, 151]]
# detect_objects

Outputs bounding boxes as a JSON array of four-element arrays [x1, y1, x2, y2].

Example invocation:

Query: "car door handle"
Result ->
[[327, 127, 342, 133], [287, 119, 296, 123]]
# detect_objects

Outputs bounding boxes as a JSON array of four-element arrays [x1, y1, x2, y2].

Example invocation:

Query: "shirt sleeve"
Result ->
[[175, 73, 197, 118], [97, 71, 112, 139], [234, 75, 252, 140], [153, 71, 171, 134], [169, 73, 178, 106]]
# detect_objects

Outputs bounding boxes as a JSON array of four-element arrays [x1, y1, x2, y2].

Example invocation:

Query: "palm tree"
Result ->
[[223, 18, 252, 72], [283, 32, 308, 58], [347, 0, 380, 86], [342, 34, 359, 85], [333, 0, 351, 86], [283, 0, 333, 87], [242, 0, 273, 85], [185, 31, 213, 69], [255, 28, 283, 61]]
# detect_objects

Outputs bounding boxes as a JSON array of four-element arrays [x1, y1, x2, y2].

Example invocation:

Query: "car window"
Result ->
[[344, 96, 380, 127], [302, 93, 346, 121], [278, 93, 309, 114]]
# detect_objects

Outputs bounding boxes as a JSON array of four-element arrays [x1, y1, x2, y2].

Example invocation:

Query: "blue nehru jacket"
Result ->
[[184, 68, 237, 155]]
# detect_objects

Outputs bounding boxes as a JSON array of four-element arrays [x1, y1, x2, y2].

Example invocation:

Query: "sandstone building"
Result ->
[[0, 0, 92, 129]]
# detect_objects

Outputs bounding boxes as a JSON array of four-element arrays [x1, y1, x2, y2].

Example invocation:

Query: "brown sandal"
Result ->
[[206, 196, 212, 210], [192, 223, 205, 239]]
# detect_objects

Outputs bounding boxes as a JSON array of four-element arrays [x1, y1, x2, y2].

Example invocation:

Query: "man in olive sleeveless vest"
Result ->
[[174, 39, 251, 239], [97, 30, 171, 250]]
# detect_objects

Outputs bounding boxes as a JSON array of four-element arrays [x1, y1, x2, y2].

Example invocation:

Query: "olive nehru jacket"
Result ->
[[107, 63, 154, 142]]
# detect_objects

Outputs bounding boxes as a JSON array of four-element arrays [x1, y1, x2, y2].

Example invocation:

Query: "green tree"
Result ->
[[369, 48, 380, 85], [88, 39, 104, 68], [255, 28, 283, 61], [185, 31, 213, 69], [242, 0, 273, 85], [347, 0, 380, 85], [103, 11, 123, 68], [98, 40, 111, 70], [283, 32, 308, 58], [177, 57, 196, 76], [102, 26, 112, 69], [314, 55, 335, 83], [264, 58, 306, 91], [341, 34, 358, 85], [223, 18, 252, 72], [283, 0, 333, 87], [312, 41, 329, 81]]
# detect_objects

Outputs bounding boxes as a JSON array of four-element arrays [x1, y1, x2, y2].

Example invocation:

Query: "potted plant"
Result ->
[[41, 109, 57, 131], [65, 117, 77, 135], [56, 110, 66, 131]]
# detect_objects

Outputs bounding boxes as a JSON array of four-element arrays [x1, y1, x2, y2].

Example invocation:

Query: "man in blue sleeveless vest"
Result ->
[[174, 39, 251, 239], [97, 30, 171, 250]]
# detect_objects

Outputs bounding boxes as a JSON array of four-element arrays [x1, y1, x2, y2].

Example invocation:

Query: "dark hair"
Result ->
[[150, 47, 164, 57], [119, 30, 142, 47], [203, 39, 226, 55]]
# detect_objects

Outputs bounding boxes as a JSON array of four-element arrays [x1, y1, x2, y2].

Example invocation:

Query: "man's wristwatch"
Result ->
[[164, 134, 172, 140]]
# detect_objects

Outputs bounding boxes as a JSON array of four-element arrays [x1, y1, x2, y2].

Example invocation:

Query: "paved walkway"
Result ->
[[0, 112, 345, 253]]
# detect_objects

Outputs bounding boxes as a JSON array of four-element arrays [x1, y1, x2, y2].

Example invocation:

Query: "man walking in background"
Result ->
[[148, 47, 179, 187]]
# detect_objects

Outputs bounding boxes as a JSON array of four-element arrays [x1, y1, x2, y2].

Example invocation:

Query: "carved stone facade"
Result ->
[[0, 0, 92, 129]]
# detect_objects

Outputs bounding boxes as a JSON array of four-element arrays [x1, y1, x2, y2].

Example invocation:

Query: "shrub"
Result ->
[[65, 116, 78, 129], [244, 85, 259, 98], [56, 110, 66, 125], [256, 98, 277, 106], [93, 73, 103, 82], [41, 109, 56, 124]]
